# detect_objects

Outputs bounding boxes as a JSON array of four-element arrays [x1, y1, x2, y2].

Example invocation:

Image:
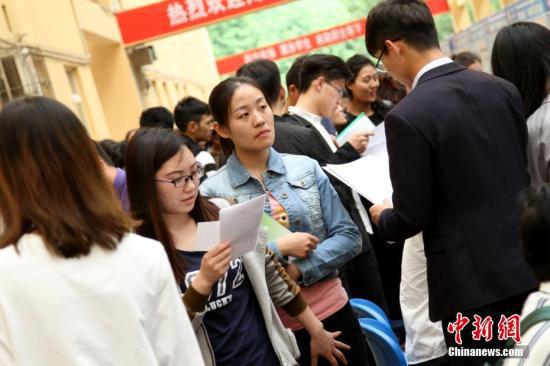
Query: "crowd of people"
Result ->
[[0, 0, 549, 365]]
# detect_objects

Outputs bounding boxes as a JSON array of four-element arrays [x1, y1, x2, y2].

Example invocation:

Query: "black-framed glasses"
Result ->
[[375, 38, 402, 72], [156, 163, 204, 188], [325, 80, 346, 98]]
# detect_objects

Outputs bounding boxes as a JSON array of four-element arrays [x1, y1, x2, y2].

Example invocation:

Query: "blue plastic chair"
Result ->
[[350, 298, 391, 327], [360, 318, 408, 366], [359, 317, 399, 344]]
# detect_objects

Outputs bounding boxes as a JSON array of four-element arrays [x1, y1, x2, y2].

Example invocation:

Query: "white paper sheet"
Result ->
[[336, 113, 376, 146], [193, 194, 266, 258], [324, 155, 393, 205], [195, 221, 220, 251], [362, 122, 387, 157], [220, 194, 266, 260]]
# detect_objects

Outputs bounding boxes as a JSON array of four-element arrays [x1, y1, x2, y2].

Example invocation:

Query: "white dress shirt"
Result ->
[[288, 106, 373, 233], [412, 57, 453, 90], [0, 233, 204, 366], [288, 106, 336, 150]]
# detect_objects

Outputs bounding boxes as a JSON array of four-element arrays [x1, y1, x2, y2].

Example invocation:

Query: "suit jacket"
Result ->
[[273, 114, 360, 165], [378, 62, 538, 321]]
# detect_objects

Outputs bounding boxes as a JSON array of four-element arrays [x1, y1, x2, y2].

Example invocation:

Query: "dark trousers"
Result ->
[[442, 292, 530, 366], [413, 355, 451, 366], [294, 302, 370, 366], [340, 248, 390, 315]]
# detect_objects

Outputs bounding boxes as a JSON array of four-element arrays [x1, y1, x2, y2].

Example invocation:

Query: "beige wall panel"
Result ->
[[76, 65, 111, 139], [7, 0, 86, 55], [44, 58, 110, 139], [87, 38, 143, 140], [73, 0, 121, 43]]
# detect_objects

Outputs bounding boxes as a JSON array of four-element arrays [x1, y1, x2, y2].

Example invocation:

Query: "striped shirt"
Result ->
[[504, 281, 550, 366]]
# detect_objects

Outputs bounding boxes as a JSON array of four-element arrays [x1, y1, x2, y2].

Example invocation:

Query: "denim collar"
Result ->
[[227, 148, 287, 187]]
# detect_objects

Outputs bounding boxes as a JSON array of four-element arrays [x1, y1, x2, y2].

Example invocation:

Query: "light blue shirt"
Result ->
[[200, 148, 361, 286]]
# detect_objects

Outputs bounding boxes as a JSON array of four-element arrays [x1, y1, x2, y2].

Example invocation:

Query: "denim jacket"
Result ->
[[200, 148, 361, 286]]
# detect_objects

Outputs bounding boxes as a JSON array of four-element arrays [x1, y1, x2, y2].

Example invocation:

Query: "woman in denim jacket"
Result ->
[[201, 77, 369, 365]]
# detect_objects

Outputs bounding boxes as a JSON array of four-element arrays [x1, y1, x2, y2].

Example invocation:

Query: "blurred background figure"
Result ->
[[139, 106, 175, 129], [174, 96, 218, 177], [451, 51, 483, 71], [344, 54, 391, 131], [377, 73, 408, 106], [283, 55, 309, 114]]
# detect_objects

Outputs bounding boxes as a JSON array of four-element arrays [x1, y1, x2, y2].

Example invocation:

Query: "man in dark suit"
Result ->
[[367, 1, 538, 364]]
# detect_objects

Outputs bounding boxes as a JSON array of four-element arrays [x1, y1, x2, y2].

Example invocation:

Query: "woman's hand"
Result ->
[[310, 326, 350, 366], [276, 232, 320, 258], [192, 240, 232, 295]]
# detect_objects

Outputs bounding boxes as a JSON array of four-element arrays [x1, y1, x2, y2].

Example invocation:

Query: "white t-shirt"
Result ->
[[0, 233, 204, 366]]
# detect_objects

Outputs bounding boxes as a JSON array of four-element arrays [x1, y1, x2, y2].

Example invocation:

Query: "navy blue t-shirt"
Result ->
[[178, 250, 279, 366]]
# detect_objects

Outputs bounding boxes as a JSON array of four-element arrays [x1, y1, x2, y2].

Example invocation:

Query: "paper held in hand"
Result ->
[[325, 122, 392, 204], [324, 155, 392, 204], [336, 112, 376, 146], [195, 194, 266, 259]]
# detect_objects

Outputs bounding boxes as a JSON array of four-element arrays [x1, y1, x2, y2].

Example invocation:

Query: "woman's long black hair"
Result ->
[[492, 22, 550, 117]]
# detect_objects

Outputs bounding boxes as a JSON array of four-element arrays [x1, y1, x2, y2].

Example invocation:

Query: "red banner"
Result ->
[[117, 0, 292, 45], [215, 1, 450, 75], [216, 19, 365, 74], [426, 0, 450, 14]]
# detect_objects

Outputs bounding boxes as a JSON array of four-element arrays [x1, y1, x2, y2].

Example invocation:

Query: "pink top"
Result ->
[[266, 192, 348, 331], [277, 277, 348, 331]]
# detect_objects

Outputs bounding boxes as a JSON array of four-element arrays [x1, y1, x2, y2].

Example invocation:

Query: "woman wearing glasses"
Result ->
[[342, 54, 392, 130], [201, 77, 369, 366], [125, 128, 349, 366]]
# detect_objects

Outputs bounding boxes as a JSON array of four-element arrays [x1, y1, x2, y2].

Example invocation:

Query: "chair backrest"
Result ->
[[359, 318, 399, 344], [350, 298, 391, 327], [360, 318, 408, 366]]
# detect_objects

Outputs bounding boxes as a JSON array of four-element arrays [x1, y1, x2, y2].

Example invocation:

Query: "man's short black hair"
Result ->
[[236, 59, 281, 107], [173, 96, 211, 133], [298, 54, 352, 93], [520, 185, 550, 282], [139, 106, 174, 129], [285, 55, 309, 89], [365, 0, 440, 56]]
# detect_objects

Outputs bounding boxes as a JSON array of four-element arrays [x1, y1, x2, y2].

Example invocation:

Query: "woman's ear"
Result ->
[[213, 121, 231, 139]]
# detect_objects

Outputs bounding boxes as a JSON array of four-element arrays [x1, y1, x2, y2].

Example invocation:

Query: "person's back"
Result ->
[[365, 1, 537, 363], [388, 63, 533, 318], [491, 21, 550, 188], [0, 233, 201, 366]]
